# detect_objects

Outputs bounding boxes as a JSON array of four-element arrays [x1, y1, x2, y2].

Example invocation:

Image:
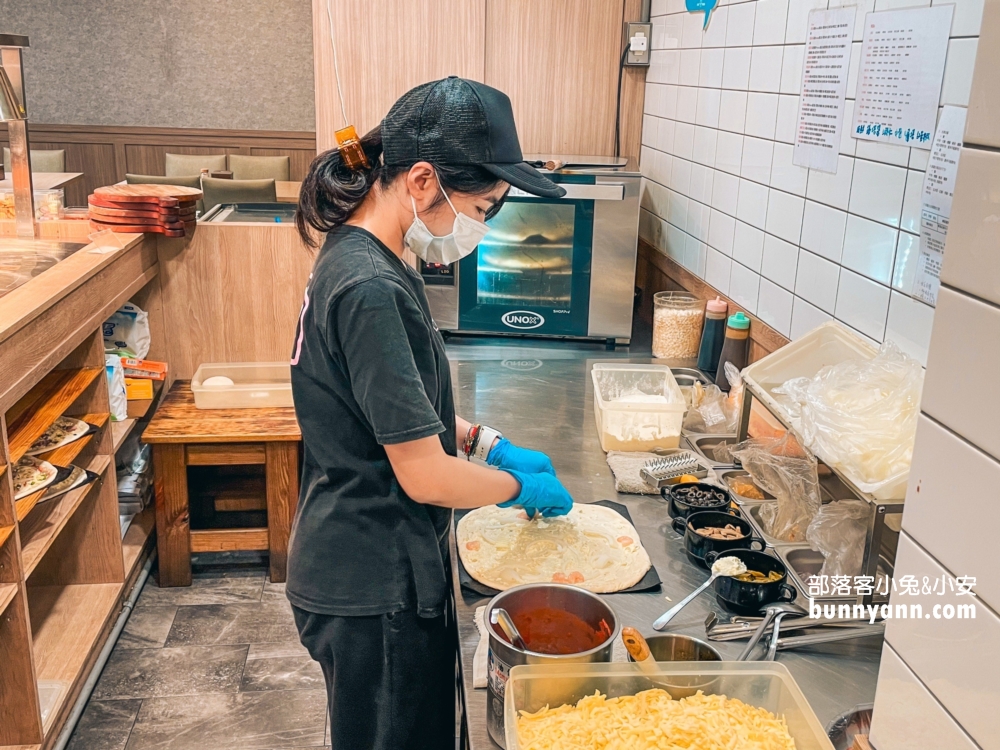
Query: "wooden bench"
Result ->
[[144, 381, 301, 586]]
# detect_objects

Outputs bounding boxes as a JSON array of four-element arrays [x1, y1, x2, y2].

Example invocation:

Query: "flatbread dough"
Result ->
[[13, 456, 58, 499], [457, 504, 651, 593], [27, 416, 91, 455]]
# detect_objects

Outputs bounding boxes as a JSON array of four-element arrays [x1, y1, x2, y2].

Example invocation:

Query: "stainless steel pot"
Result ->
[[485, 583, 619, 748]]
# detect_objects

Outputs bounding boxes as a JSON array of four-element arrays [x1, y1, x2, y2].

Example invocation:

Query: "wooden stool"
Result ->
[[144, 381, 301, 586]]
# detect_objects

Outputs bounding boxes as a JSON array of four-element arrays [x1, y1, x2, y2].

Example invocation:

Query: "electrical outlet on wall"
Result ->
[[625, 22, 652, 67]]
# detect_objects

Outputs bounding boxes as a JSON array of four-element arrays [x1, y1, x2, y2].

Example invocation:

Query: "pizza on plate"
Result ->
[[456, 504, 651, 593], [27, 416, 91, 455], [13, 456, 59, 499]]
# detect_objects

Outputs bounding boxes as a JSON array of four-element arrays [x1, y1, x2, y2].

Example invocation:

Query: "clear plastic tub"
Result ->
[[191, 362, 292, 409], [591, 363, 686, 451], [504, 662, 834, 750], [0, 188, 64, 220]]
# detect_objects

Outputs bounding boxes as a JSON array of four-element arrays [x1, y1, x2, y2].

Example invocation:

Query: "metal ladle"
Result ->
[[490, 607, 528, 651]]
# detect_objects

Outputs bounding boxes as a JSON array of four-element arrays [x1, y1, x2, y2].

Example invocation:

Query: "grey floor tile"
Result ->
[[137, 572, 265, 608], [165, 601, 298, 646], [66, 699, 142, 750], [93, 645, 248, 700], [241, 643, 323, 692], [261, 579, 287, 602], [125, 689, 327, 750], [118, 606, 177, 649]]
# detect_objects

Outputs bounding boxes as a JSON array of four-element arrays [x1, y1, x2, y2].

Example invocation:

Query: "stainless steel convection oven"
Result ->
[[421, 157, 641, 344]]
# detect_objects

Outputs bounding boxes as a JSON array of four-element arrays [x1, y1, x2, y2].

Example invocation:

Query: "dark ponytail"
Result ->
[[297, 125, 506, 247]]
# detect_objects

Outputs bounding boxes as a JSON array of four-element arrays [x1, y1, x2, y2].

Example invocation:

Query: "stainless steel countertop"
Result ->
[[446, 340, 880, 749]]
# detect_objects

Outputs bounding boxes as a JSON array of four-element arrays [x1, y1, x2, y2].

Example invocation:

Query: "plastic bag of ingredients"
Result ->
[[773, 340, 923, 498], [807, 500, 871, 578], [105, 354, 128, 421], [684, 362, 744, 434], [103, 302, 150, 359], [729, 434, 822, 542]]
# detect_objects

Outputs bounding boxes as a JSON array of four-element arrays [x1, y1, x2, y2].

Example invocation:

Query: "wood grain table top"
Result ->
[[0, 172, 84, 190], [143, 381, 300, 443]]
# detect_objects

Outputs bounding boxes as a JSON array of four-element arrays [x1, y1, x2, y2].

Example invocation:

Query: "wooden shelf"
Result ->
[[0, 582, 16, 616], [19, 455, 112, 577], [15, 416, 109, 523], [0, 524, 13, 550], [122, 503, 155, 579], [28, 582, 123, 737], [6, 368, 102, 464], [111, 419, 137, 453]]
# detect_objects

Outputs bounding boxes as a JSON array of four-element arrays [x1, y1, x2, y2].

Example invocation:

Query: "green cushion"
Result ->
[[228, 154, 290, 181], [164, 152, 226, 177], [201, 177, 277, 210], [3, 148, 66, 172]]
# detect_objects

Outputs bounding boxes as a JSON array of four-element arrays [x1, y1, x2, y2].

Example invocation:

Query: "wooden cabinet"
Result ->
[[0, 225, 161, 750]]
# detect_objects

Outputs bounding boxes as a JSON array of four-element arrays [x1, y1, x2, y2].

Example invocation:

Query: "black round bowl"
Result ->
[[672, 510, 765, 569], [664, 482, 730, 518], [705, 549, 797, 615]]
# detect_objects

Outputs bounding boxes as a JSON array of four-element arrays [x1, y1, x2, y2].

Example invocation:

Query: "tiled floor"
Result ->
[[67, 553, 330, 750]]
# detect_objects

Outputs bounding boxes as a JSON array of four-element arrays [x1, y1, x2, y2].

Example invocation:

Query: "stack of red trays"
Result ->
[[88, 184, 203, 238]]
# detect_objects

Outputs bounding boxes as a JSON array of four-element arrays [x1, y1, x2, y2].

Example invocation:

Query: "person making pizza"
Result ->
[[286, 77, 574, 750]]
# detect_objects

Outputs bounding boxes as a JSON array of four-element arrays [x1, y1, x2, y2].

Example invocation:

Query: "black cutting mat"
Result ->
[[454, 499, 662, 597]]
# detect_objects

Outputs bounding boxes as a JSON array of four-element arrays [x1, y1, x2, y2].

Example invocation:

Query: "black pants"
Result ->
[[292, 606, 455, 750]]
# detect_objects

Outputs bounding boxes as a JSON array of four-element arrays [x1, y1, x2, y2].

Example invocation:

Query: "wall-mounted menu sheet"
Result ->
[[852, 5, 954, 149], [793, 7, 857, 173], [913, 106, 967, 306]]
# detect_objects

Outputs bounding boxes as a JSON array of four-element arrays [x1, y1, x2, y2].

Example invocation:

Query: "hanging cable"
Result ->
[[325, 0, 349, 127], [613, 47, 629, 159]]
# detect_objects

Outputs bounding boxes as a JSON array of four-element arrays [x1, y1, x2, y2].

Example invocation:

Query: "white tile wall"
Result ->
[[869, 644, 979, 750], [641, 0, 980, 347], [922, 286, 1000, 461], [881, 532, 1000, 749], [903, 415, 1000, 611]]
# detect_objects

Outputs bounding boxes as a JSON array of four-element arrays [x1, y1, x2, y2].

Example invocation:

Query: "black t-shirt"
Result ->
[[286, 225, 455, 618]]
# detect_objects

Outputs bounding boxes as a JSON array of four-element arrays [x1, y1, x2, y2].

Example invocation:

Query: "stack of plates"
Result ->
[[88, 184, 202, 238]]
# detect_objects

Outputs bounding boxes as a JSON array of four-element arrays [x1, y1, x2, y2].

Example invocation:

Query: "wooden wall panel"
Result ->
[[26, 141, 117, 208], [485, 0, 625, 157], [155, 226, 314, 379], [0, 125, 317, 205], [313, 0, 487, 150]]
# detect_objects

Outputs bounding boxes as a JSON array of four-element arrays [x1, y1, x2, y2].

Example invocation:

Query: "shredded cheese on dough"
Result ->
[[516, 689, 797, 750]]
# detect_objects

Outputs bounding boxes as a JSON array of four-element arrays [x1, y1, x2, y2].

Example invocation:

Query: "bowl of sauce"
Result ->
[[485, 583, 619, 747]]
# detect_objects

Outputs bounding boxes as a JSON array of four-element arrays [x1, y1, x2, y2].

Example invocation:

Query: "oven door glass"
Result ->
[[457, 187, 594, 336]]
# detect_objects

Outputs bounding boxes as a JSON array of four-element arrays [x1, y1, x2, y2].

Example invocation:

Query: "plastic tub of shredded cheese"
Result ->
[[505, 662, 834, 750], [591, 363, 687, 452]]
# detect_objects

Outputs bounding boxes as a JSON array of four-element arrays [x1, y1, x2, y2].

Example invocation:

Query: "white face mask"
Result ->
[[403, 175, 491, 265]]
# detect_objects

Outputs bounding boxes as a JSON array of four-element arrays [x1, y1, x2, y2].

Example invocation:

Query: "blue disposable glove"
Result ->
[[487, 437, 556, 476], [498, 469, 574, 518]]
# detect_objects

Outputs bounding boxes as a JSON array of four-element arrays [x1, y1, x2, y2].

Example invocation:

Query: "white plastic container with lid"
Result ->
[[591, 363, 687, 451], [191, 362, 292, 409]]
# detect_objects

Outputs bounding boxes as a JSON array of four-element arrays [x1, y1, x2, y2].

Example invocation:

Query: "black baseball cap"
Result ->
[[381, 77, 566, 199]]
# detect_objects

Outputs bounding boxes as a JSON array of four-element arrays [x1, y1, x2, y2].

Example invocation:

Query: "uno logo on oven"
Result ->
[[500, 310, 545, 329]]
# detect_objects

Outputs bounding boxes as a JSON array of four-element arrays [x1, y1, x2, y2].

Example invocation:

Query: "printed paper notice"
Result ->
[[793, 7, 856, 173], [913, 106, 967, 306], [852, 5, 953, 149]]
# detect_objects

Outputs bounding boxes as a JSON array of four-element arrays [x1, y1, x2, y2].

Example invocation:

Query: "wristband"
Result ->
[[463, 423, 481, 460], [473, 425, 503, 462]]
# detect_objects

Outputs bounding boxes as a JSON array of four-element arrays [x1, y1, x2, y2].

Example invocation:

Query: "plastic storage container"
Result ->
[[191, 362, 293, 409], [652, 291, 705, 359], [504, 662, 835, 750], [591, 363, 686, 451], [0, 188, 64, 220]]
